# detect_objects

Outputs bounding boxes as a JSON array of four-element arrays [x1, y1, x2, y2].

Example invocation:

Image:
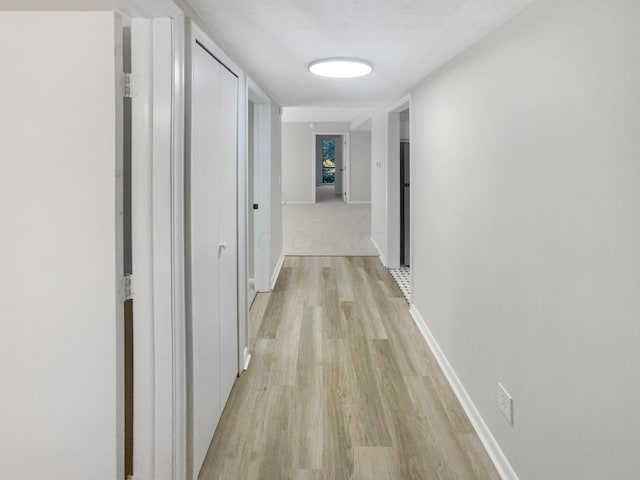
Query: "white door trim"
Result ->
[[247, 78, 272, 295], [170, 10, 188, 480], [311, 132, 349, 204], [237, 74, 249, 377], [130, 16, 155, 480], [115, 2, 188, 479], [386, 95, 411, 269]]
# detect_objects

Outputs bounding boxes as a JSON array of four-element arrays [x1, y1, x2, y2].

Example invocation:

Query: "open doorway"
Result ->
[[314, 133, 347, 202], [320, 137, 336, 186], [400, 109, 410, 268], [284, 129, 375, 256], [387, 100, 411, 303], [247, 80, 272, 298]]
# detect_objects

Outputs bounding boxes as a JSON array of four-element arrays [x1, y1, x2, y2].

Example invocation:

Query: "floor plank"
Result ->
[[354, 447, 398, 480], [199, 256, 500, 480]]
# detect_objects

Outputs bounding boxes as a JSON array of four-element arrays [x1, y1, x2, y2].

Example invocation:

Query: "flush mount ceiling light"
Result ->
[[308, 58, 373, 78]]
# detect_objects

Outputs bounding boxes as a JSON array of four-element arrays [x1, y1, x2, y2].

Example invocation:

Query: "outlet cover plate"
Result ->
[[498, 382, 513, 425]]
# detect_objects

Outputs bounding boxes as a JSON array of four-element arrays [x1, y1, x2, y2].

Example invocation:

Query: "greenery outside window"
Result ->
[[322, 139, 335, 184]]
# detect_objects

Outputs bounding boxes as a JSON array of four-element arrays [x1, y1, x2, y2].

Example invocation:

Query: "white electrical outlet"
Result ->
[[498, 382, 513, 425]]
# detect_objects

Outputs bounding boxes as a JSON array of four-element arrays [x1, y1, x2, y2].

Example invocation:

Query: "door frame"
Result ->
[[116, 1, 188, 479], [311, 132, 350, 203], [386, 96, 411, 271], [247, 78, 272, 297]]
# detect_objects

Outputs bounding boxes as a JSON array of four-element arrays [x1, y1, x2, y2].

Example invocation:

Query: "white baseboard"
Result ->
[[242, 347, 251, 372], [283, 201, 314, 204], [270, 252, 286, 290], [348, 200, 371, 205], [409, 305, 519, 480], [370, 235, 388, 267]]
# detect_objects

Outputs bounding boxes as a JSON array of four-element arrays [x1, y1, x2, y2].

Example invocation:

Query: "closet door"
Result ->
[[189, 41, 222, 474], [188, 38, 239, 478], [217, 66, 239, 406]]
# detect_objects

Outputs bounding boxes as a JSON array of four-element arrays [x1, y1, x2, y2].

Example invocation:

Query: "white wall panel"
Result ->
[[409, 0, 640, 477], [269, 103, 283, 283], [349, 131, 372, 203], [281, 122, 349, 203], [370, 110, 388, 261], [0, 11, 121, 479]]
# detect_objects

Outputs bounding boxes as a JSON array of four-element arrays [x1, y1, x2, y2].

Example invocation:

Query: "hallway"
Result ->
[[199, 256, 499, 480]]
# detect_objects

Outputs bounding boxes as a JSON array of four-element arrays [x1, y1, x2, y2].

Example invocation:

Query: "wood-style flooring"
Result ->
[[199, 256, 500, 480]]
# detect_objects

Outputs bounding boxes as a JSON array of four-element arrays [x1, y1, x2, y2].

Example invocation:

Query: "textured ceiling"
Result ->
[[187, 0, 536, 108]]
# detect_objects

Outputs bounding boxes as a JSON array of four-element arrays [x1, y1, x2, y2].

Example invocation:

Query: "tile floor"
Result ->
[[389, 265, 411, 302]]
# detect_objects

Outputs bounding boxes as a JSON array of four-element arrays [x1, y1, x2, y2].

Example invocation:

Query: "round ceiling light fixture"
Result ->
[[308, 57, 373, 78]]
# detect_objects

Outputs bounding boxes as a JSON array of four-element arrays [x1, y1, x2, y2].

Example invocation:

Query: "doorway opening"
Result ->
[[321, 138, 336, 184], [122, 20, 134, 480], [247, 80, 272, 298], [399, 109, 410, 268], [400, 142, 410, 267], [387, 100, 411, 303], [394, 135, 412, 303], [314, 133, 347, 203]]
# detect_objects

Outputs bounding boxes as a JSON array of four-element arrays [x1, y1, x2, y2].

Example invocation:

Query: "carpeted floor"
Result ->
[[283, 185, 377, 256]]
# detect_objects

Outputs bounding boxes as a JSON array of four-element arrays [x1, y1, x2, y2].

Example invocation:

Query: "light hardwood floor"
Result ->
[[199, 256, 500, 480]]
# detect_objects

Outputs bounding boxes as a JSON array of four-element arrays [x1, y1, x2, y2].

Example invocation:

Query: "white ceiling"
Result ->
[[187, 0, 536, 109], [281, 106, 367, 123]]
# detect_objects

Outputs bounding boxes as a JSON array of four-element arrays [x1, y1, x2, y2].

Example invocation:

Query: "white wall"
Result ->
[[0, 11, 121, 479], [400, 109, 410, 141], [408, 0, 640, 478], [370, 109, 388, 261], [349, 131, 372, 203], [281, 121, 349, 203], [270, 103, 283, 279], [0, 0, 110, 9], [248, 101, 255, 279], [282, 106, 367, 123], [282, 122, 312, 202]]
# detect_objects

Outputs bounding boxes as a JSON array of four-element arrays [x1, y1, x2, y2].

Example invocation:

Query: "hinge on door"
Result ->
[[123, 72, 132, 98], [124, 274, 133, 300]]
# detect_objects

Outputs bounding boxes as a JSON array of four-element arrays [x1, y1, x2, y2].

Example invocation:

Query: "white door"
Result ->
[[188, 38, 239, 478], [332, 135, 345, 200], [0, 11, 124, 479], [189, 41, 222, 475]]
